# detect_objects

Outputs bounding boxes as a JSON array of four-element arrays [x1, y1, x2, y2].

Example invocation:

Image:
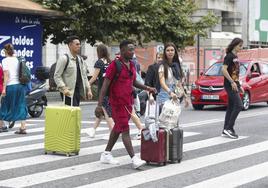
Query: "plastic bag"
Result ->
[[143, 100, 159, 142], [159, 99, 181, 129]]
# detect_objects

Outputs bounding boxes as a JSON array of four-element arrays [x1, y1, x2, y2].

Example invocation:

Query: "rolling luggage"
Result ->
[[140, 99, 169, 165], [44, 98, 81, 157], [169, 127, 183, 163], [141, 128, 169, 165]]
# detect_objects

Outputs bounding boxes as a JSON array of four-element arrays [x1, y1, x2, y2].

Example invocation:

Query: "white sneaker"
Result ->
[[100, 152, 120, 165], [132, 155, 146, 169], [88, 128, 96, 138]]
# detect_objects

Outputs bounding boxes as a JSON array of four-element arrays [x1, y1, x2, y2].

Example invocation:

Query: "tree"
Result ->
[[34, 0, 218, 48]]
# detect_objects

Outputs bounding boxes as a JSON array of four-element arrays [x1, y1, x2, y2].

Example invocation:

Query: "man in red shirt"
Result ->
[[95, 40, 156, 169]]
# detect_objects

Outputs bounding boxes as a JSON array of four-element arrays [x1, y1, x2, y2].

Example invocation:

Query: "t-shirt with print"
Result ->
[[2, 56, 20, 86], [94, 58, 110, 95], [105, 57, 136, 106], [223, 52, 240, 87]]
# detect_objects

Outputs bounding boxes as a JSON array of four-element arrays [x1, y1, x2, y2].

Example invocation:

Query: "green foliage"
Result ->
[[34, 0, 218, 48]]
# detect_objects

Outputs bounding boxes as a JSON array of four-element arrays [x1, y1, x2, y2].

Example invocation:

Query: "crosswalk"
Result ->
[[0, 119, 267, 188]]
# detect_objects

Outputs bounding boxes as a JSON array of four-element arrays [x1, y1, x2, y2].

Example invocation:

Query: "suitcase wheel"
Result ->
[[178, 159, 181, 163], [44, 151, 47, 155], [163, 162, 167, 166], [66, 153, 71, 157], [146, 161, 149, 165], [75, 152, 79, 155]]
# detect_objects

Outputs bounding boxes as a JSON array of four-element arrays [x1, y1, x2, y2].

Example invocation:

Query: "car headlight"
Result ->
[[191, 83, 199, 90]]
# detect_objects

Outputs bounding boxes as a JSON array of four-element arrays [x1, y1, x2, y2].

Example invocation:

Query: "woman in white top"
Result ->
[[0, 43, 27, 134], [158, 42, 189, 111]]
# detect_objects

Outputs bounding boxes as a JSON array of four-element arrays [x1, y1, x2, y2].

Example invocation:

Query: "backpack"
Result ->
[[49, 54, 69, 91], [18, 56, 31, 85]]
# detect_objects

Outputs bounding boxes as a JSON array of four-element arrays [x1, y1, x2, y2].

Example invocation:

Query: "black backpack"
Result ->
[[49, 54, 69, 91]]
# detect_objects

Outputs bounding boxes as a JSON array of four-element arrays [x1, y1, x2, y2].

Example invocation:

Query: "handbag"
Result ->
[[159, 99, 181, 129]]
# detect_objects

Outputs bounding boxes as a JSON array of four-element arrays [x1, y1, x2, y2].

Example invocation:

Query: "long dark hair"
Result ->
[[162, 42, 183, 79], [226, 38, 243, 53], [97, 44, 111, 63], [4, 43, 14, 56]]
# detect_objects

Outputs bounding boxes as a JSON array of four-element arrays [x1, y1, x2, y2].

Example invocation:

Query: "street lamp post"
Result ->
[[197, 34, 200, 79]]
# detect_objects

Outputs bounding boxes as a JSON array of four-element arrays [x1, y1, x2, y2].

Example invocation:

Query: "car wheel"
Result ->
[[192, 104, 204, 110], [242, 91, 250, 111]]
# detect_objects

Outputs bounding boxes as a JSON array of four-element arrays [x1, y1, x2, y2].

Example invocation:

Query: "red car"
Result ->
[[191, 60, 268, 110]]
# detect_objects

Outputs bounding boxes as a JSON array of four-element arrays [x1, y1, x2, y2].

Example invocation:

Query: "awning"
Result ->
[[0, 0, 64, 18]]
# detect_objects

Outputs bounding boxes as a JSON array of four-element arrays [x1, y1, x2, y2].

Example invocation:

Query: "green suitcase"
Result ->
[[44, 106, 81, 157]]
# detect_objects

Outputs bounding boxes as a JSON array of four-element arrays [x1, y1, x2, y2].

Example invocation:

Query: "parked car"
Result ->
[[191, 60, 268, 110]]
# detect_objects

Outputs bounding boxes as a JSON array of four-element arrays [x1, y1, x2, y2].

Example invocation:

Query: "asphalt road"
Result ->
[[0, 101, 268, 188]]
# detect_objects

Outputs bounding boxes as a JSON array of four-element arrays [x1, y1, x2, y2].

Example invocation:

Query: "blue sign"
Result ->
[[0, 12, 43, 80]]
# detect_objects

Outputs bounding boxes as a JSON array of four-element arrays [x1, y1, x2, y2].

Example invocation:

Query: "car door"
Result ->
[[259, 63, 268, 100], [246, 63, 263, 102]]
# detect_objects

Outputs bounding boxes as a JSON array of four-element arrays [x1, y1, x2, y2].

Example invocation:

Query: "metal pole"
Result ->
[[197, 34, 200, 79]]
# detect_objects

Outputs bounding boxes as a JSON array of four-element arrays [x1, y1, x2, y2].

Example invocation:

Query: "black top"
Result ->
[[223, 52, 240, 87], [94, 59, 110, 95], [75, 57, 82, 90], [145, 63, 159, 88]]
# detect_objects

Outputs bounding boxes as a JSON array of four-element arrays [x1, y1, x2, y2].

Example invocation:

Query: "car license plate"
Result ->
[[202, 95, 219, 100]]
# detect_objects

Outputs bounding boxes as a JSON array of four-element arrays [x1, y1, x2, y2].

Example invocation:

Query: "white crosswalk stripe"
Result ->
[[184, 162, 268, 188], [0, 118, 267, 188]]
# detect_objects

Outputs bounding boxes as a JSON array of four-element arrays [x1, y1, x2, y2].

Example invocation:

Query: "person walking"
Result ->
[[87, 44, 114, 138], [145, 52, 163, 103], [0, 43, 27, 134], [222, 38, 244, 139], [95, 40, 156, 169], [54, 35, 91, 106], [158, 42, 189, 112]]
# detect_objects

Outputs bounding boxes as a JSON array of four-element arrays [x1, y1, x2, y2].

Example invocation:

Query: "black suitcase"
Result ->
[[169, 127, 183, 163]]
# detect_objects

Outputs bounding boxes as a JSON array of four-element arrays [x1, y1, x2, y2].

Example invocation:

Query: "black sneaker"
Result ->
[[223, 129, 238, 139], [0, 126, 8, 133]]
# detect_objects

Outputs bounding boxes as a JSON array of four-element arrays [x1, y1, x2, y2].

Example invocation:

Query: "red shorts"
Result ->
[[111, 105, 132, 133]]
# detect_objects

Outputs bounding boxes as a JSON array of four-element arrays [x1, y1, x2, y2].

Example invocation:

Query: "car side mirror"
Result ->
[[250, 72, 260, 78]]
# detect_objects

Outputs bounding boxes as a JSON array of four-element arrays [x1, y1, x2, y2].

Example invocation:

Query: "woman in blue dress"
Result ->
[[0, 43, 27, 134]]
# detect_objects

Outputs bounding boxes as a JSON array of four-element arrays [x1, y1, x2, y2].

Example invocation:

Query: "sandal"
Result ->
[[9, 121, 15, 129], [15, 128, 27, 134], [0, 126, 8, 133]]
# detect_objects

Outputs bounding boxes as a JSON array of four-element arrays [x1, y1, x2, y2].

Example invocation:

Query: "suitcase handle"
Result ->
[[63, 95, 73, 107]]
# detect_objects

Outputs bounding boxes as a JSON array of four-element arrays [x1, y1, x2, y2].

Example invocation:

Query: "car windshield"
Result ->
[[205, 62, 249, 76]]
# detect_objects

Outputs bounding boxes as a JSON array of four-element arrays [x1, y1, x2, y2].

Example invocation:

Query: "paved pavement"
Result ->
[[0, 103, 268, 187]]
